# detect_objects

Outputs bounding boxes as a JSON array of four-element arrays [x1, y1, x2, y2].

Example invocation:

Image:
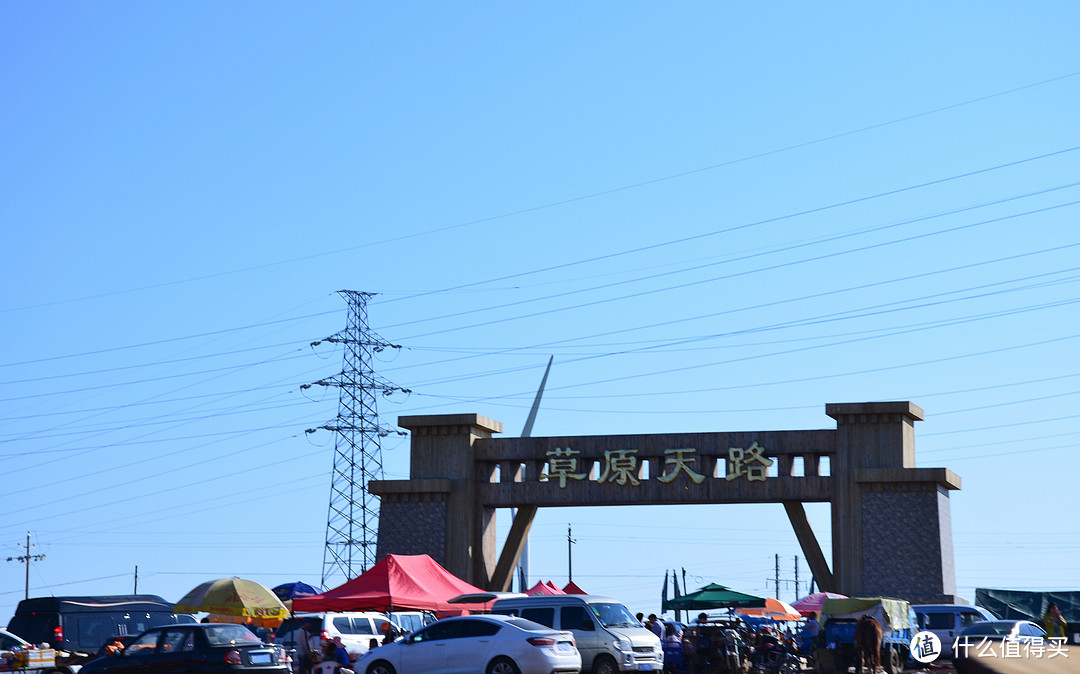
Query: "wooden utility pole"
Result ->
[[567, 525, 577, 582], [6, 532, 45, 599]]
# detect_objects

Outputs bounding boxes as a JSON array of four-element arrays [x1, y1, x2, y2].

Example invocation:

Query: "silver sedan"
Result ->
[[355, 615, 580, 674]]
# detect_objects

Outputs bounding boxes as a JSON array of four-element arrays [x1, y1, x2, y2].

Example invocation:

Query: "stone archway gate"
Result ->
[[371, 401, 962, 604]]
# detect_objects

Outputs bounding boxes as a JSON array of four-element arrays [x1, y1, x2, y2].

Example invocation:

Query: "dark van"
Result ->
[[6, 595, 196, 664]]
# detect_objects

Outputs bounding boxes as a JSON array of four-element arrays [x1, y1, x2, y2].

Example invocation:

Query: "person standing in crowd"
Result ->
[[646, 614, 663, 639], [295, 619, 318, 674], [1044, 603, 1067, 639]]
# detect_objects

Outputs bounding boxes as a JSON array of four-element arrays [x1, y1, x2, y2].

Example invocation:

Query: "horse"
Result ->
[[853, 615, 883, 673]]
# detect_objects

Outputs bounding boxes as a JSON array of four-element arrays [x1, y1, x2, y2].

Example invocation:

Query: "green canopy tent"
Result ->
[[663, 583, 767, 611]]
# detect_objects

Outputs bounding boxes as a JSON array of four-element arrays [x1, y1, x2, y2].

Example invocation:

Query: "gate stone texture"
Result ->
[[370, 401, 961, 604]]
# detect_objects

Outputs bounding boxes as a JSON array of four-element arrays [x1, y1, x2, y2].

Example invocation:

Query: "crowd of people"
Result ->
[[643, 611, 818, 674], [289, 618, 402, 674]]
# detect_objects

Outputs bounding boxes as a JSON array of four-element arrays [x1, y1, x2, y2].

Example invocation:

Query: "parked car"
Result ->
[[0, 628, 33, 651], [387, 612, 433, 636], [952, 620, 1048, 673], [6, 595, 196, 663], [491, 594, 662, 674], [912, 604, 996, 659], [79, 623, 289, 674], [354, 614, 580, 674], [275, 613, 395, 664]]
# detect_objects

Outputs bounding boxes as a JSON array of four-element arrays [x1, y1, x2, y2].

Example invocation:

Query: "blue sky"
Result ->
[[2, 2, 1079, 623]]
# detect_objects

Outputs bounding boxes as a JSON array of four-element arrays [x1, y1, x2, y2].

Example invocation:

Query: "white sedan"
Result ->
[[355, 614, 580, 674]]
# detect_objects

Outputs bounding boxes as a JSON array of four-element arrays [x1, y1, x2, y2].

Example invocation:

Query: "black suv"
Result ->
[[6, 595, 196, 668]]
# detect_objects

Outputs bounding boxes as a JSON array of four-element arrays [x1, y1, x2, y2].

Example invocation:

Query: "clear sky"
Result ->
[[2, 2, 1079, 625]]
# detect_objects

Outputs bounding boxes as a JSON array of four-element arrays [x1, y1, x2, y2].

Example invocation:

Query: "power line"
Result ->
[[390, 196, 1080, 342], [10, 69, 1077, 316], [381, 151, 1080, 325], [0, 309, 338, 369]]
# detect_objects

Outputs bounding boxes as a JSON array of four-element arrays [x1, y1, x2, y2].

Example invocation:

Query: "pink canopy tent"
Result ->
[[292, 554, 489, 612], [562, 581, 587, 595], [526, 581, 566, 595], [791, 592, 847, 613]]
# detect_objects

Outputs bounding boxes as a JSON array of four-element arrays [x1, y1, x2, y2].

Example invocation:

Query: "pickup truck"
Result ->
[[813, 597, 917, 674]]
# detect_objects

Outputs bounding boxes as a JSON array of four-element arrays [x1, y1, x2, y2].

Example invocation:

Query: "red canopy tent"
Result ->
[[562, 581, 587, 595], [292, 554, 488, 612], [525, 581, 566, 595]]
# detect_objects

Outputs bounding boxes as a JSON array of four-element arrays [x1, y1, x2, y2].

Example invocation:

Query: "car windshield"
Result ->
[[204, 625, 262, 646], [963, 622, 1016, 636], [592, 602, 638, 628]]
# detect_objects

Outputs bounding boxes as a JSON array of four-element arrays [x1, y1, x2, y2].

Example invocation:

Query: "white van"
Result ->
[[913, 604, 997, 658], [491, 594, 663, 674]]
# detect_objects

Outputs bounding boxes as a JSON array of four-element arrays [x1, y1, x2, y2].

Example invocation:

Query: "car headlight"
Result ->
[[614, 638, 632, 652]]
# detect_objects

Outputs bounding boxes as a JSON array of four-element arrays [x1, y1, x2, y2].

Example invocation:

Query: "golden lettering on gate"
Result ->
[[541, 446, 588, 487], [726, 442, 772, 482], [597, 449, 640, 486], [658, 448, 706, 484]]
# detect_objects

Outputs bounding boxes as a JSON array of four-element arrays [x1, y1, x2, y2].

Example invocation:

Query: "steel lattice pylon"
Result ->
[[311, 290, 407, 588]]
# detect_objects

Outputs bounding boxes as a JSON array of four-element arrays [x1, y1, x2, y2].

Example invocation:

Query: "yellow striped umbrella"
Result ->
[[174, 578, 289, 620]]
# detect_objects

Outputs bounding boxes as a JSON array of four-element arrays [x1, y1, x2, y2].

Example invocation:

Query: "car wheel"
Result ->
[[487, 656, 521, 674], [366, 660, 396, 674], [592, 654, 619, 674]]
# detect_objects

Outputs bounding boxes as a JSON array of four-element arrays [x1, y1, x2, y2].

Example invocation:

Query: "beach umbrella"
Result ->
[[734, 597, 803, 621], [272, 581, 322, 601], [792, 592, 847, 613], [174, 578, 288, 620]]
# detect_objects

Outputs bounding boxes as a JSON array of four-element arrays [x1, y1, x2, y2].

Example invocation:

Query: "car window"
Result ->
[[358, 618, 379, 635], [411, 621, 460, 643], [125, 631, 161, 655], [160, 629, 195, 653], [456, 620, 501, 638], [505, 618, 549, 632], [561, 606, 595, 631], [521, 608, 555, 628], [76, 616, 123, 649], [963, 622, 1013, 636], [332, 617, 353, 634], [959, 612, 983, 627], [204, 625, 261, 646], [0, 632, 27, 650], [392, 615, 423, 633], [591, 602, 638, 628], [923, 613, 953, 630]]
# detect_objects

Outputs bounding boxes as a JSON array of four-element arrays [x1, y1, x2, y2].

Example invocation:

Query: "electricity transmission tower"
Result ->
[[307, 291, 408, 587]]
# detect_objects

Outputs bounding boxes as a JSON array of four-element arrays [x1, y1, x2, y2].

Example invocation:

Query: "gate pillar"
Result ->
[[370, 414, 502, 587], [828, 402, 962, 603]]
